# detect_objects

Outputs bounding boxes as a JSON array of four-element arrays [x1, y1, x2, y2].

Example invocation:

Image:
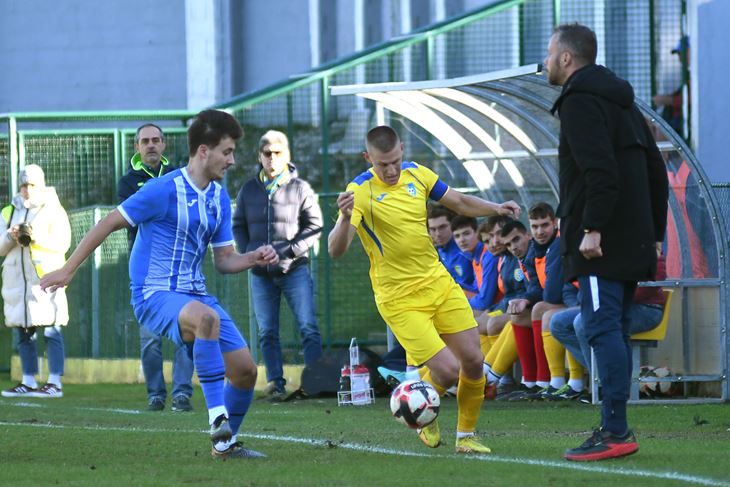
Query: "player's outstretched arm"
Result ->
[[440, 189, 521, 219], [212, 244, 279, 274], [328, 191, 357, 259], [40, 209, 130, 292]]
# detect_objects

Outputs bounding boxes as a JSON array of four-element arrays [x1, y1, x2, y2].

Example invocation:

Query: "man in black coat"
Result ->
[[118, 124, 194, 412], [232, 130, 323, 401], [545, 23, 669, 461]]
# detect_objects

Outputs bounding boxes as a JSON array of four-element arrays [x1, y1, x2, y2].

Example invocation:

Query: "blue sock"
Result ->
[[193, 338, 226, 411], [224, 382, 254, 436]]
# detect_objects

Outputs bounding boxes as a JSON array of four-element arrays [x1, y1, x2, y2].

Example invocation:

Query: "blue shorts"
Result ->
[[133, 291, 247, 353]]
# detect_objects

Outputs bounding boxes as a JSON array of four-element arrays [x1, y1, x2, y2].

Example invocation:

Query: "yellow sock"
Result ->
[[420, 368, 447, 396], [456, 371, 485, 434], [485, 321, 511, 365], [542, 331, 566, 378], [567, 351, 585, 380], [479, 334, 491, 359], [491, 323, 518, 376]]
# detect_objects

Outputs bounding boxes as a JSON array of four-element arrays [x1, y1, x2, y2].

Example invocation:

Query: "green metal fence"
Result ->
[[0, 0, 686, 366]]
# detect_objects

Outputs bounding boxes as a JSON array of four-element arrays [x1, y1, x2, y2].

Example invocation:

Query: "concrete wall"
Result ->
[[0, 0, 509, 112], [238, 0, 312, 94], [0, 0, 187, 111]]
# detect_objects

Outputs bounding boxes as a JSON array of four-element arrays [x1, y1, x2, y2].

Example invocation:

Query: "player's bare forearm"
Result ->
[[213, 244, 278, 274], [440, 191, 521, 219], [329, 191, 356, 259], [328, 215, 355, 259], [40, 209, 129, 292]]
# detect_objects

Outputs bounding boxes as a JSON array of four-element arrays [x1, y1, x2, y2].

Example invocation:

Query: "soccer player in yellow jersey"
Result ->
[[328, 126, 520, 453]]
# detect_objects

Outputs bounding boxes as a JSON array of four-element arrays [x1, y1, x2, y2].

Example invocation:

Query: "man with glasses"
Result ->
[[119, 124, 194, 412], [232, 130, 323, 401]]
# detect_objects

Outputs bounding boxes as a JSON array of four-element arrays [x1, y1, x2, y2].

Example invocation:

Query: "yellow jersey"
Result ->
[[346, 161, 451, 304]]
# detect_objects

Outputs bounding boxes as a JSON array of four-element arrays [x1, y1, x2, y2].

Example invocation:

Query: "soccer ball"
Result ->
[[389, 380, 440, 429], [639, 365, 673, 396]]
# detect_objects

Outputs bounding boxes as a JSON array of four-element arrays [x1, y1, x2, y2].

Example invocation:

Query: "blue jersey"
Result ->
[[437, 238, 476, 291], [117, 168, 234, 302]]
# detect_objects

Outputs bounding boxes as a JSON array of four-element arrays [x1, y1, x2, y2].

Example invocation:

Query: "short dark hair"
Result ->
[[366, 125, 400, 153], [553, 23, 597, 65], [427, 204, 456, 222], [135, 123, 164, 144], [500, 219, 527, 238], [451, 215, 477, 233], [187, 109, 243, 156], [480, 215, 513, 235], [528, 202, 556, 220]]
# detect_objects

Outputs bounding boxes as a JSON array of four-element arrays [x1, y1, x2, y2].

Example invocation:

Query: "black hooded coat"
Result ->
[[551, 64, 669, 282]]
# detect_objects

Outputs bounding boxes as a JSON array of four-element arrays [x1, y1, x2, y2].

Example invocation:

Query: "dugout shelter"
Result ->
[[331, 64, 729, 403]]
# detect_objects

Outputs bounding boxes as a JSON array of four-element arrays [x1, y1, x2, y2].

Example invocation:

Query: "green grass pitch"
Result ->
[[1, 382, 728, 486]]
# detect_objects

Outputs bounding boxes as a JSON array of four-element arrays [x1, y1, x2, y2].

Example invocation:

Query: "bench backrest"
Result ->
[[630, 289, 674, 341]]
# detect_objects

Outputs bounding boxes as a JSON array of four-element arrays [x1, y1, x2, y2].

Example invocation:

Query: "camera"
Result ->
[[17, 222, 32, 247]]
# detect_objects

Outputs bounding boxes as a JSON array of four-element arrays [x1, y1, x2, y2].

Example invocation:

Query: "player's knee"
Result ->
[[461, 350, 484, 375], [441, 364, 460, 386], [229, 362, 257, 389], [486, 319, 502, 336], [430, 361, 460, 387], [197, 311, 220, 338], [531, 301, 549, 319]]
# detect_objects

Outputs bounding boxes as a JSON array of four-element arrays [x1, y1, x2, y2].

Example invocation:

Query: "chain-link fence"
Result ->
[[0, 0, 689, 365]]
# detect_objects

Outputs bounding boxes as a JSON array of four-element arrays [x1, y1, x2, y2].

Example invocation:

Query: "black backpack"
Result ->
[[287, 347, 388, 400]]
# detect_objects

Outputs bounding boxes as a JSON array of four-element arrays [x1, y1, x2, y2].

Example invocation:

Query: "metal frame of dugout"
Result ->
[[331, 64, 729, 404]]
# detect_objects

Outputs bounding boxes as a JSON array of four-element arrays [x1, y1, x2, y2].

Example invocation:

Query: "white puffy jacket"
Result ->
[[0, 187, 71, 328]]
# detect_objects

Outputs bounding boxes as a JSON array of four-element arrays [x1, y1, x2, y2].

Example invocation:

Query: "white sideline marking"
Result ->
[[0, 400, 141, 415], [0, 420, 727, 487], [0, 400, 293, 416]]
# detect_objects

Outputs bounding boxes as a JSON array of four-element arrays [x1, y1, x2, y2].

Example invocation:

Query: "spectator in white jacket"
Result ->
[[1, 164, 71, 398]]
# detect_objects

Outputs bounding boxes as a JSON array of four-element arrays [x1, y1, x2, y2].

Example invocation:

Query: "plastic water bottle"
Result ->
[[351, 364, 371, 405], [339, 365, 351, 396]]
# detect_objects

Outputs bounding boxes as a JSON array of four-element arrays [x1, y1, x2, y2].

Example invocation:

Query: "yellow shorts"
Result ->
[[377, 273, 477, 366]]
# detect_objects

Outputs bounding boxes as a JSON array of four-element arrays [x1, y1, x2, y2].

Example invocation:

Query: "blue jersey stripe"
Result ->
[[352, 170, 374, 186], [170, 176, 188, 292], [361, 221, 384, 255], [127, 168, 231, 301], [402, 161, 418, 170], [429, 179, 448, 201]]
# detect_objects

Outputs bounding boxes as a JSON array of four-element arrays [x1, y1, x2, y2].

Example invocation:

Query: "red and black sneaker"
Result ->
[[564, 428, 638, 462]]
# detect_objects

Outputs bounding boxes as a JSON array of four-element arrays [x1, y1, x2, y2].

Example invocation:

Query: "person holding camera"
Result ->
[[1, 164, 71, 398]]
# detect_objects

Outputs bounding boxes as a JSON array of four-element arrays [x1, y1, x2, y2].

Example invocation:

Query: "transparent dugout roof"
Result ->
[[331, 64, 724, 281]]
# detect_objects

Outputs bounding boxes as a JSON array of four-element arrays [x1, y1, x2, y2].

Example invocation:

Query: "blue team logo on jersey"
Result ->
[[454, 264, 464, 277], [514, 268, 525, 282], [376, 193, 387, 202], [406, 183, 417, 197]]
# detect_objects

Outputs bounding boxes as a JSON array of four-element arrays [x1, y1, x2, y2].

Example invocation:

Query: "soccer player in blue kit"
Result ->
[[40, 109, 277, 459]]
